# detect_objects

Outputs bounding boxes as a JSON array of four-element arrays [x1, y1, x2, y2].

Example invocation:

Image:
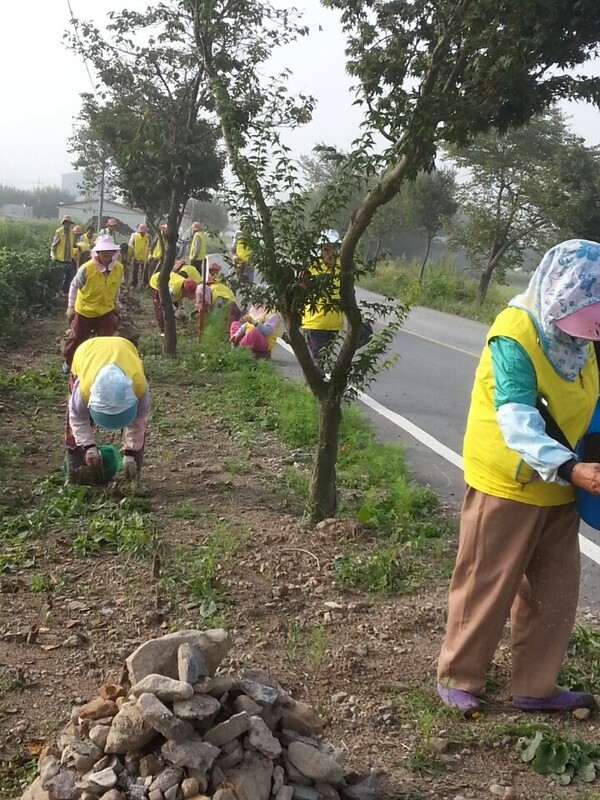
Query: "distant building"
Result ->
[[57, 199, 146, 233], [1, 204, 33, 219], [61, 172, 85, 201]]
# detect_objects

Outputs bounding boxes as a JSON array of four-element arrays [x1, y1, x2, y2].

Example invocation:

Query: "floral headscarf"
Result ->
[[509, 239, 600, 381]]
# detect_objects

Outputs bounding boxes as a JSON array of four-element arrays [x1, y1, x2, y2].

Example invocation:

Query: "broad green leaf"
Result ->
[[519, 732, 543, 763]]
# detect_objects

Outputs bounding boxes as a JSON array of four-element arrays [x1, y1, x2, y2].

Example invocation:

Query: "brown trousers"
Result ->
[[62, 311, 119, 367], [437, 486, 580, 697]]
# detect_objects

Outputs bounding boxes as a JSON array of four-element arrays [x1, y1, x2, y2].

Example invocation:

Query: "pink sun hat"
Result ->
[[554, 301, 600, 340]]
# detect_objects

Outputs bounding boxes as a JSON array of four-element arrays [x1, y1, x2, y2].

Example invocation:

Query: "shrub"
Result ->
[[0, 247, 62, 341]]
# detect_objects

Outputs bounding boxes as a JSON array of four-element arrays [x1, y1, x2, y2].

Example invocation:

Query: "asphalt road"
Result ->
[[273, 292, 600, 610]]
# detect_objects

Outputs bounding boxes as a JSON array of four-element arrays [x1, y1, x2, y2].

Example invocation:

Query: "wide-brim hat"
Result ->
[[88, 364, 138, 429], [555, 301, 600, 341], [93, 235, 120, 252], [61, 215, 74, 223]]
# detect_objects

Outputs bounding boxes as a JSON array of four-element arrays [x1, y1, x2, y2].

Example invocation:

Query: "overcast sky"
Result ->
[[2, 1, 599, 190]]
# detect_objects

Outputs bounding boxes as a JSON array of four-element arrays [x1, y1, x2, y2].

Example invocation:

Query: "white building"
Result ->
[[61, 172, 85, 200], [57, 199, 146, 232], [1, 204, 33, 219]]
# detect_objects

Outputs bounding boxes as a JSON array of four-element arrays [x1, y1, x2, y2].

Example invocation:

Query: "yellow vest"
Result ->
[[149, 271, 186, 302], [235, 239, 252, 263], [132, 232, 150, 262], [74, 259, 124, 318], [301, 259, 343, 331], [463, 307, 598, 506], [71, 337, 147, 402], [151, 236, 163, 260], [77, 241, 91, 256], [53, 227, 75, 262], [189, 231, 206, 262], [81, 232, 96, 248], [255, 311, 280, 350], [210, 282, 236, 303], [178, 265, 202, 284]]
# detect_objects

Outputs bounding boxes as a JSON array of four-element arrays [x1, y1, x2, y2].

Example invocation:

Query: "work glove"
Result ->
[[66, 307, 75, 321], [84, 446, 101, 467], [122, 455, 137, 481]]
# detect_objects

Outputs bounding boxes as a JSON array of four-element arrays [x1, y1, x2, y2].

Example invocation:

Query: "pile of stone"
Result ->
[[22, 629, 377, 800]]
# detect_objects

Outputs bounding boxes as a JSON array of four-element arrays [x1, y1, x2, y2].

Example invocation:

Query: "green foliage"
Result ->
[[519, 730, 600, 785], [0, 183, 75, 220], [0, 248, 62, 340], [0, 218, 57, 249], [333, 548, 413, 595], [559, 624, 600, 694]]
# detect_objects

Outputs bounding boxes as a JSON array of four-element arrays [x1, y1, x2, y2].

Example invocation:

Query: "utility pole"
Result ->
[[97, 158, 106, 232]]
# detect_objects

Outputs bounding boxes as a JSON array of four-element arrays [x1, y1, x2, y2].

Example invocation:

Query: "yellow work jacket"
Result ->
[[209, 282, 236, 304], [72, 337, 147, 403], [189, 231, 206, 262], [301, 259, 343, 331], [151, 236, 164, 260], [81, 232, 96, 248], [178, 265, 202, 284], [235, 239, 252, 263], [74, 259, 123, 318], [131, 232, 150, 262], [463, 307, 598, 506], [254, 310, 280, 350], [149, 271, 186, 303], [52, 227, 75, 262]]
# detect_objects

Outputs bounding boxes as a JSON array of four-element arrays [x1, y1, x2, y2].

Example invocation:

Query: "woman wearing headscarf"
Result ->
[[437, 239, 600, 716], [65, 336, 150, 488]]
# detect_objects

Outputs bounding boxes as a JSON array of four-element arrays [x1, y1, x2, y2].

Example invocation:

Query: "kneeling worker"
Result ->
[[65, 336, 150, 488]]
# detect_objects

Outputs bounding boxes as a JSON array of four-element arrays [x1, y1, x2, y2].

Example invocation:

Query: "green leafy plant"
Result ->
[[519, 730, 600, 785], [559, 624, 600, 694]]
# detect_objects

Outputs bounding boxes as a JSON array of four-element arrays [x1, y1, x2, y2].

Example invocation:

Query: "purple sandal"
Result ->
[[437, 683, 481, 716], [513, 690, 596, 712]]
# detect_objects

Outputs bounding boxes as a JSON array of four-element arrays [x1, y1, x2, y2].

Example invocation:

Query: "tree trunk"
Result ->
[[373, 234, 383, 262], [418, 236, 432, 282], [475, 258, 498, 306], [309, 393, 343, 522]]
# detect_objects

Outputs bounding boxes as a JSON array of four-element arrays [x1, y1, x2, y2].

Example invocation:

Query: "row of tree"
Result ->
[[0, 185, 75, 220], [65, 0, 600, 520], [301, 109, 600, 303]]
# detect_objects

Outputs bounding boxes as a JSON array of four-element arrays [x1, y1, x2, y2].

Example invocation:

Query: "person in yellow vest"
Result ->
[[195, 263, 240, 324], [437, 239, 600, 717], [173, 260, 202, 285], [188, 221, 206, 271], [65, 336, 149, 489], [301, 229, 343, 361], [99, 218, 119, 242], [148, 223, 167, 278], [62, 235, 123, 368], [230, 304, 281, 358], [129, 223, 151, 288], [51, 215, 77, 296], [82, 225, 96, 249], [149, 270, 197, 333], [231, 224, 254, 284]]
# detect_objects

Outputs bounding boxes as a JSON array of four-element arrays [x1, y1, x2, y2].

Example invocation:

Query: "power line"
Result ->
[[65, 0, 95, 91]]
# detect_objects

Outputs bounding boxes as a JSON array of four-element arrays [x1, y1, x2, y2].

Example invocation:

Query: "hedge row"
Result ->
[[0, 248, 62, 341]]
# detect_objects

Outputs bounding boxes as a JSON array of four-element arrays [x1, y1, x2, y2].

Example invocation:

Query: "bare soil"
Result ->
[[1, 301, 600, 800]]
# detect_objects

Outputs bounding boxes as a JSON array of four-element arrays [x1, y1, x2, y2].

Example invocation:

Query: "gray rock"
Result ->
[[149, 767, 183, 794], [161, 734, 220, 771], [43, 766, 79, 799], [290, 787, 322, 800], [341, 773, 379, 800], [178, 643, 207, 684], [272, 764, 285, 796], [40, 758, 60, 789], [236, 679, 278, 706], [195, 675, 233, 697], [248, 716, 282, 759], [224, 752, 273, 800], [163, 786, 179, 800], [204, 711, 250, 747], [275, 788, 294, 800], [137, 692, 195, 741], [88, 724, 111, 751], [186, 768, 209, 793], [172, 694, 221, 724], [126, 629, 230, 684], [105, 701, 157, 754], [261, 705, 282, 730], [148, 790, 164, 800], [127, 783, 149, 800], [282, 752, 312, 786], [100, 791, 123, 800], [131, 675, 194, 703], [280, 729, 321, 748], [216, 740, 243, 769], [280, 702, 324, 737], [233, 695, 263, 717], [287, 742, 344, 786], [241, 669, 292, 705], [87, 767, 118, 790], [61, 741, 103, 774], [315, 784, 340, 800], [211, 764, 227, 788], [139, 755, 161, 778]]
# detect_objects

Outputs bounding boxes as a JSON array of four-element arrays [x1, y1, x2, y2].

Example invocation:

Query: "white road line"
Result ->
[[275, 337, 600, 567]]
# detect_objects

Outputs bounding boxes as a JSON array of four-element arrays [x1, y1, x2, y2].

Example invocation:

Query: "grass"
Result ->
[[360, 257, 529, 326], [559, 624, 600, 694]]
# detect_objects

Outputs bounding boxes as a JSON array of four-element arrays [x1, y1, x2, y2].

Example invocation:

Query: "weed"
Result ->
[[307, 624, 327, 671], [333, 546, 413, 595], [285, 619, 301, 666], [169, 501, 202, 520], [0, 758, 37, 798], [559, 623, 600, 694]]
